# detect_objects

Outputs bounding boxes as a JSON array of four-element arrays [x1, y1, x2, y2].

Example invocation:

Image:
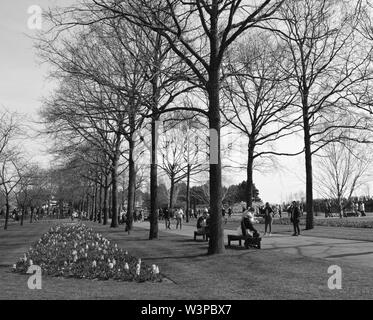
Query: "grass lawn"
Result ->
[[0, 221, 372, 300]]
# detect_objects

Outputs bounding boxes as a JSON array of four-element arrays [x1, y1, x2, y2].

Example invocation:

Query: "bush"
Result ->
[[270, 217, 373, 228], [12, 223, 162, 282]]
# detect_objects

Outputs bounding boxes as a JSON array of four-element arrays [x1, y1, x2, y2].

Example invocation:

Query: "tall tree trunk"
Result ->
[[127, 138, 136, 232], [186, 164, 191, 223], [93, 181, 98, 222], [169, 176, 175, 211], [149, 114, 159, 239], [4, 196, 10, 230], [302, 103, 314, 230], [98, 176, 103, 224], [110, 131, 122, 228], [103, 183, 109, 225], [30, 206, 34, 223], [246, 140, 255, 208], [207, 72, 224, 254], [20, 208, 24, 226], [111, 151, 120, 228]]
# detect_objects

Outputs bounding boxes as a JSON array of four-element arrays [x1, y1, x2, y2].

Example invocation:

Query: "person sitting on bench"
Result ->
[[241, 208, 260, 239]]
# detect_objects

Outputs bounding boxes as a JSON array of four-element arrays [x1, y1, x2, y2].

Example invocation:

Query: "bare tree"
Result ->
[[315, 130, 373, 216], [261, 0, 372, 229], [222, 32, 301, 208], [91, 0, 285, 254]]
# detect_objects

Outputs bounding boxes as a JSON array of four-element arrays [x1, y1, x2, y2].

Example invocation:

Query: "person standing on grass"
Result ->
[[228, 206, 232, 218], [164, 207, 171, 229], [359, 201, 366, 217], [290, 201, 301, 236], [176, 208, 183, 230], [263, 202, 274, 236], [353, 201, 359, 217]]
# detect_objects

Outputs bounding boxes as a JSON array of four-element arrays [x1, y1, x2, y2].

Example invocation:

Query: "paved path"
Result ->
[[134, 221, 373, 269]]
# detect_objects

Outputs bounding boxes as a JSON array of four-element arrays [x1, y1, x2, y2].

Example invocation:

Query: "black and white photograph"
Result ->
[[1, 0, 373, 307]]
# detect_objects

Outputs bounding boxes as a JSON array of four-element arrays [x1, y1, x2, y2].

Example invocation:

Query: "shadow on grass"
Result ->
[[326, 251, 373, 259]]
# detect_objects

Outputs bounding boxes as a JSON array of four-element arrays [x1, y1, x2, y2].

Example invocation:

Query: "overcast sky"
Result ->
[[3, 0, 366, 204]]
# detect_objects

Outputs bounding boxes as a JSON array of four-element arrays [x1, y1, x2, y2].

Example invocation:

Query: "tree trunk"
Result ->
[[20, 208, 24, 226], [207, 69, 224, 254], [111, 151, 120, 228], [98, 176, 103, 224], [4, 197, 10, 230], [93, 181, 98, 222], [149, 114, 159, 239], [303, 104, 314, 230], [169, 176, 175, 211], [127, 138, 136, 232], [186, 164, 191, 223], [246, 140, 255, 209], [30, 206, 34, 223], [103, 187, 109, 226]]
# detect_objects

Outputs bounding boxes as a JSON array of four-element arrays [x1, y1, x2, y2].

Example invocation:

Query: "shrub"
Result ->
[[270, 217, 373, 228]]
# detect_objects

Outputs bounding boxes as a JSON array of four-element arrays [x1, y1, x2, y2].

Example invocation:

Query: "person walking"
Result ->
[[176, 208, 183, 230], [353, 201, 359, 217], [359, 201, 366, 217], [164, 207, 171, 229], [263, 202, 274, 236], [228, 206, 232, 218], [289, 201, 301, 236]]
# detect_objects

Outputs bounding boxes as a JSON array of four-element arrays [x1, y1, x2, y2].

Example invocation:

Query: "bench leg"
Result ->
[[239, 239, 242, 246]]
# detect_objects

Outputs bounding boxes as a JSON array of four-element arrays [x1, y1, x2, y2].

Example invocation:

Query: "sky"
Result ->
[[0, 0, 354, 204]]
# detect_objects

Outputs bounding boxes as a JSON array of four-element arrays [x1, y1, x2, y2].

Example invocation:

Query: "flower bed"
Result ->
[[12, 223, 162, 282], [269, 217, 373, 228]]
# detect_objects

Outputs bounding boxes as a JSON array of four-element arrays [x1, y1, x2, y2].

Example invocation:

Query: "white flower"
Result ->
[[112, 259, 116, 266], [12, 264, 16, 270], [73, 256, 78, 263], [155, 266, 160, 274], [72, 250, 78, 256], [92, 260, 97, 268], [136, 264, 141, 276], [29, 260, 33, 266], [124, 263, 129, 271], [108, 262, 114, 269]]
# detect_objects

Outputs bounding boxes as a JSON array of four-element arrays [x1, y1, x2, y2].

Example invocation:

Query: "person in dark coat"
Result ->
[[289, 201, 301, 236], [164, 207, 171, 229], [263, 202, 273, 236]]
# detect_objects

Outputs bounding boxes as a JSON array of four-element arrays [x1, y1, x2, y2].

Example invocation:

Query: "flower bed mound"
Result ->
[[12, 223, 161, 282]]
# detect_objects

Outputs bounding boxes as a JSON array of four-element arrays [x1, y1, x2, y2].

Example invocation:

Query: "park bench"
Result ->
[[194, 229, 209, 241], [227, 234, 261, 249]]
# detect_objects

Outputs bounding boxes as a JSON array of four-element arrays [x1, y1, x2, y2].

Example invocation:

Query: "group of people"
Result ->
[[352, 200, 366, 217], [159, 207, 185, 230], [241, 200, 302, 238], [325, 199, 367, 218]]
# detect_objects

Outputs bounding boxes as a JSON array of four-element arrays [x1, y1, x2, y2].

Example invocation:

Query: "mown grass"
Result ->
[[0, 221, 372, 299]]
